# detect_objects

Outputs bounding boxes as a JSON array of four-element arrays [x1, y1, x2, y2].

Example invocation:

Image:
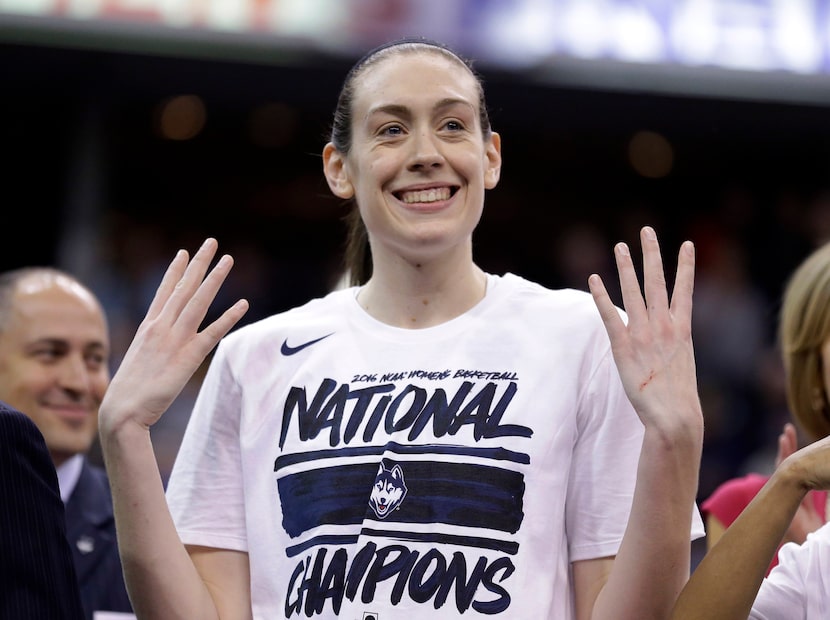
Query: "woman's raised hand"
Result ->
[[100, 238, 249, 433], [588, 226, 703, 436]]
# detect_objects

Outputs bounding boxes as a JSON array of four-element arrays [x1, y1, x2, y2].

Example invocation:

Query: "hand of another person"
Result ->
[[588, 226, 703, 437], [99, 238, 249, 433], [775, 422, 800, 468], [776, 422, 824, 544]]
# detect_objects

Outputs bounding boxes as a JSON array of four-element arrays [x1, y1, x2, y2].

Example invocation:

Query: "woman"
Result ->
[[673, 240, 830, 620], [99, 38, 704, 619], [700, 240, 830, 578], [701, 422, 827, 577]]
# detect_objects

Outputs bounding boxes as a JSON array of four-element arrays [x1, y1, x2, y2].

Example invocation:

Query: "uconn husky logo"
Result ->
[[369, 462, 407, 519]]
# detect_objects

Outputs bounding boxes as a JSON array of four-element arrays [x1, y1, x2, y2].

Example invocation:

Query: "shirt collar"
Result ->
[[56, 453, 84, 503]]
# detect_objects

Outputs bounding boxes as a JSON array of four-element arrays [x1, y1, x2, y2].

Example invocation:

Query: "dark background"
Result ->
[[3, 31, 830, 513]]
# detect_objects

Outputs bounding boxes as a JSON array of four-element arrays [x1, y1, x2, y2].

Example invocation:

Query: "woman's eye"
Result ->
[[382, 125, 403, 136], [445, 120, 463, 131]]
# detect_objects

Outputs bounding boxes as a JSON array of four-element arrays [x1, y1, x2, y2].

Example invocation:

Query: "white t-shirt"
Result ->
[[751, 521, 830, 619], [166, 272, 704, 619]]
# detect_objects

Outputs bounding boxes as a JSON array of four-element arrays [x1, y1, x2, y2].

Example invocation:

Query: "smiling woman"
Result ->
[[321, 41, 501, 327], [97, 37, 705, 620]]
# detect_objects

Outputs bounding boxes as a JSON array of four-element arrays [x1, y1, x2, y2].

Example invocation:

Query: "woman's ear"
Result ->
[[323, 142, 355, 199], [484, 132, 502, 189]]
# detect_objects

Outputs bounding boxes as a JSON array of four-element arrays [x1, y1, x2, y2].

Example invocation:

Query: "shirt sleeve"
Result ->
[[166, 342, 248, 552], [565, 346, 645, 561], [751, 534, 820, 619]]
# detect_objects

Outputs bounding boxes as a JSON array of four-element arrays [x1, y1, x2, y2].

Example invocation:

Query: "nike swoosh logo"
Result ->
[[280, 333, 334, 356]]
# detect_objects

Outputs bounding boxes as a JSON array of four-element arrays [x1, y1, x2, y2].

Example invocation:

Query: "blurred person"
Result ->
[[0, 400, 85, 620], [731, 345, 791, 478], [691, 227, 768, 500], [98, 38, 704, 619], [551, 221, 620, 301], [672, 435, 830, 619], [700, 240, 830, 576], [692, 231, 766, 393], [0, 267, 133, 620], [701, 422, 827, 576], [672, 240, 830, 619]]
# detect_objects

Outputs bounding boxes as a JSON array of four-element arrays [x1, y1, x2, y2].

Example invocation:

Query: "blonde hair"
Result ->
[[779, 241, 830, 441]]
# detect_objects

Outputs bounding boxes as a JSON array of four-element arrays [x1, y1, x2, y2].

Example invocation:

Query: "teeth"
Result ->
[[400, 187, 451, 204]]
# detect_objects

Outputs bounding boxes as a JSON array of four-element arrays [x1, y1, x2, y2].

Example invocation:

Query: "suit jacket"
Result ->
[[0, 401, 85, 620], [64, 459, 133, 620]]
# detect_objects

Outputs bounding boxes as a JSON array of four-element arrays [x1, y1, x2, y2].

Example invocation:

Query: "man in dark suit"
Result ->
[[0, 400, 85, 620], [0, 268, 133, 620]]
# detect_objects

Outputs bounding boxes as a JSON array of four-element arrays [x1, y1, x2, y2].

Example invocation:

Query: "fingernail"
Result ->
[[643, 226, 656, 240], [616, 242, 629, 257]]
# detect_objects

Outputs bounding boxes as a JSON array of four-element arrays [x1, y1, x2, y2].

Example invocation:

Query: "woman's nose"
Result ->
[[408, 130, 445, 170]]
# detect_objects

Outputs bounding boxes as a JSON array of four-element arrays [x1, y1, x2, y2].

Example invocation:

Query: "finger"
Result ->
[[784, 422, 799, 452], [776, 423, 798, 466], [669, 240, 695, 328], [614, 241, 647, 321], [589, 273, 626, 342], [164, 238, 220, 320], [145, 249, 189, 322], [640, 226, 669, 316], [775, 430, 789, 468], [178, 253, 237, 333], [197, 299, 250, 357], [783, 423, 797, 451]]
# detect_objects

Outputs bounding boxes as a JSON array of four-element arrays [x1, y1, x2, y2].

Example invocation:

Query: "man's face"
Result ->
[[0, 275, 110, 466]]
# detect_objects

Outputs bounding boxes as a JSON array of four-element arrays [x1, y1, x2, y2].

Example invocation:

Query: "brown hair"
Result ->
[[779, 241, 830, 441], [328, 37, 493, 286]]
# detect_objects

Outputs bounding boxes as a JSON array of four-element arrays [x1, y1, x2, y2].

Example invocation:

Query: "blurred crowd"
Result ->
[[75, 174, 830, 506]]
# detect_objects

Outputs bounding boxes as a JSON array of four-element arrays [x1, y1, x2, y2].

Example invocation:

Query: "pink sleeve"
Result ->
[[700, 473, 769, 528]]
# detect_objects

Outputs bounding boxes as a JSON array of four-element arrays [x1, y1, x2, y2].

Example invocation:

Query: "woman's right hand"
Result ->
[[99, 238, 249, 435]]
